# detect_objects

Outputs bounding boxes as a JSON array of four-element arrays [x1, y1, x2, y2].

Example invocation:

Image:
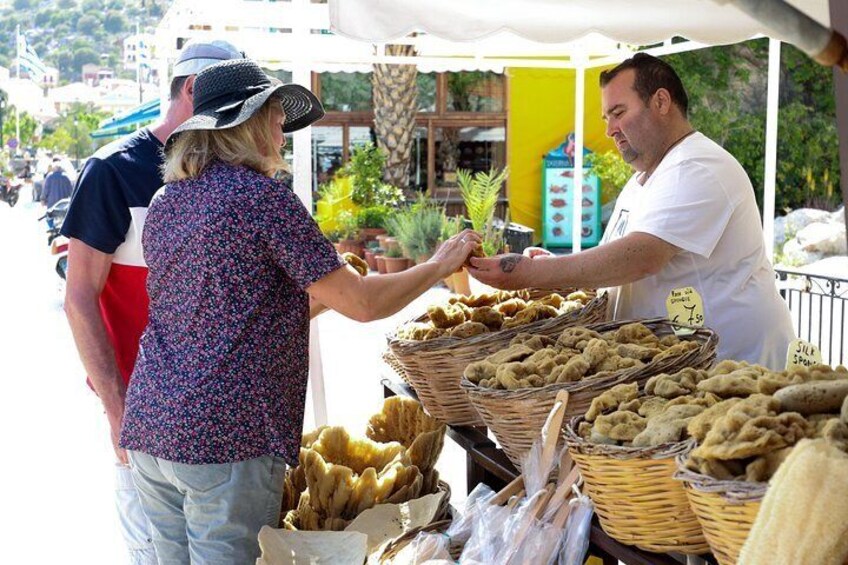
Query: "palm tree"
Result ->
[[372, 44, 417, 189]]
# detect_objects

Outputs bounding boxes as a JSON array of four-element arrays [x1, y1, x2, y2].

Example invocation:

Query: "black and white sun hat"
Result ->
[[168, 58, 325, 142]]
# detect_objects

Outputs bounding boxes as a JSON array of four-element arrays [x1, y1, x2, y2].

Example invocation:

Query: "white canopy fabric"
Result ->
[[330, 0, 829, 46]]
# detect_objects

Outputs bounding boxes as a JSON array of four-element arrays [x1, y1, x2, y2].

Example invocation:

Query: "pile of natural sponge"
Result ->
[[282, 397, 446, 531], [464, 322, 700, 390], [395, 289, 594, 341], [575, 360, 848, 483]]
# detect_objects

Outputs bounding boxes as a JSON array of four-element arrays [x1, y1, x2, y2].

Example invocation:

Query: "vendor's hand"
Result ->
[[429, 229, 482, 277], [467, 253, 533, 290], [523, 246, 554, 259]]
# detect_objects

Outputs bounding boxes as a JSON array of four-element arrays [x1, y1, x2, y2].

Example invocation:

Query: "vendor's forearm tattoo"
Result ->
[[500, 254, 523, 273]]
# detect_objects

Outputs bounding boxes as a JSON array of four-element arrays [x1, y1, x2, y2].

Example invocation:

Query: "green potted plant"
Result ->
[[363, 242, 382, 272], [382, 245, 409, 273], [356, 205, 391, 242], [388, 198, 450, 265], [458, 167, 509, 256], [335, 209, 365, 258]]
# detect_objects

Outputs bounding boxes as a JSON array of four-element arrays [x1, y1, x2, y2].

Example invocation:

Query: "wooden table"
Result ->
[[382, 378, 690, 565]]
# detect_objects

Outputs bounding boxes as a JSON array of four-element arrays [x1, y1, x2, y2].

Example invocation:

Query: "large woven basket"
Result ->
[[674, 456, 765, 565], [563, 422, 708, 554], [461, 318, 718, 469], [386, 290, 608, 426]]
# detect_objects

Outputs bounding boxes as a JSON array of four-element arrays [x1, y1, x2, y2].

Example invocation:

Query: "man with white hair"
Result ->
[[61, 39, 245, 563]]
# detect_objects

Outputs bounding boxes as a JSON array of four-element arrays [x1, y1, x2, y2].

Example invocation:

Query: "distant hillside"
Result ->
[[0, 0, 169, 83]]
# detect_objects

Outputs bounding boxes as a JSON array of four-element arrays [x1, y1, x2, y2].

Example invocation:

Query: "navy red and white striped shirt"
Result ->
[[62, 128, 164, 386]]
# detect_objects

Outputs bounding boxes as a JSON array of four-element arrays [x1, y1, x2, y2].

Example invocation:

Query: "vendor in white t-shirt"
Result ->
[[468, 53, 795, 369]]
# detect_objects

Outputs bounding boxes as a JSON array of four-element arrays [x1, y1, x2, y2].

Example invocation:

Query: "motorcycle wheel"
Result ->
[[9, 193, 18, 207], [56, 256, 68, 280]]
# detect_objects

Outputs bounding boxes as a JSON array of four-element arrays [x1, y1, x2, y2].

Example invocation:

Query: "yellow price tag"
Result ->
[[785, 338, 822, 370], [665, 286, 705, 336]]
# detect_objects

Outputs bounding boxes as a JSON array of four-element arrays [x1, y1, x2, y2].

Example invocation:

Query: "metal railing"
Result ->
[[775, 268, 848, 366]]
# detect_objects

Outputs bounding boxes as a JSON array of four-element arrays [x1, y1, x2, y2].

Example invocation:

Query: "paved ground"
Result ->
[[0, 193, 467, 564]]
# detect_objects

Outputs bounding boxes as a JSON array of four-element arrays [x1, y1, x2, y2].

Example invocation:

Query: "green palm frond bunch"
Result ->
[[458, 166, 509, 255]]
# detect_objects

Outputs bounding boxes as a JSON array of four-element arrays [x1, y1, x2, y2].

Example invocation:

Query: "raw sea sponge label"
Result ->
[[785, 338, 822, 371], [666, 286, 705, 337]]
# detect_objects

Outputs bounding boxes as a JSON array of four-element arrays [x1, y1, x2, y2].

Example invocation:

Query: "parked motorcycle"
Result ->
[[39, 197, 70, 245], [51, 235, 69, 280], [1, 178, 21, 207]]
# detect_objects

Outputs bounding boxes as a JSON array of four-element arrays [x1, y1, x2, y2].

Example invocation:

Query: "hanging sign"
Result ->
[[666, 286, 704, 336], [785, 338, 822, 371]]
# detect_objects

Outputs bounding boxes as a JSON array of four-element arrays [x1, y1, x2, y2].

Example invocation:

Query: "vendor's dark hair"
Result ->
[[600, 53, 689, 116], [169, 75, 190, 101]]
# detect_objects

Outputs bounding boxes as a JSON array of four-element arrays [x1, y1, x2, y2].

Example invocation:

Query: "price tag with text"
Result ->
[[666, 286, 705, 336], [785, 338, 822, 370]]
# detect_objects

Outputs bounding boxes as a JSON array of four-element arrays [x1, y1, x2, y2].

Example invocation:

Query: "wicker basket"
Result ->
[[378, 518, 464, 563], [563, 422, 708, 554], [674, 456, 765, 565], [281, 480, 453, 532], [461, 318, 718, 469], [386, 291, 609, 426]]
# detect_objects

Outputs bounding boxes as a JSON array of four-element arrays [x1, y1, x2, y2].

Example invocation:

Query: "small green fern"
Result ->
[[458, 167, 509, 255]]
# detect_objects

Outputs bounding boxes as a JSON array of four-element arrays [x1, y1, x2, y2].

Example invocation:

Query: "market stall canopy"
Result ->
[[91, 98, 160, 139], [330, 0, 829, 46]]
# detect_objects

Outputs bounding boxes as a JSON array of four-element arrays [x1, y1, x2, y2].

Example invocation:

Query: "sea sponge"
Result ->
[[341, 252, 369, 276], [470, 306, 505, 330], [646, 368, 711, 399], [594, 411, 648, 442], [427, 304, 467, 329], [448, 321, 489, 339], [585, 383, 639, 422]]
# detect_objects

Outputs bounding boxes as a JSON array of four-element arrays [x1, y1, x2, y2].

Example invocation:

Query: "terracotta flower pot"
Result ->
[[359, 227, 387, 242], [444, 268, 471, 295], [383, 236, 401, 254], [364, 250, 379, 272], [337, 239, 365, 258], [376, 255, 388, 274], [376, 234, 390, 249], [384, 256, 410, 273]]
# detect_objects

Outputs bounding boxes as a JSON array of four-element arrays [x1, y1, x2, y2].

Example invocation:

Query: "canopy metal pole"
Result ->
[[572, 51, 586, 254], [832, 0, 848, 241], [762, 38, 780, 259], [291, 0, 328, 427]]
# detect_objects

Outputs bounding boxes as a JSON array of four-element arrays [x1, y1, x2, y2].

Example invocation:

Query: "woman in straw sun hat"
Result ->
[[119, 58, 480, 563]]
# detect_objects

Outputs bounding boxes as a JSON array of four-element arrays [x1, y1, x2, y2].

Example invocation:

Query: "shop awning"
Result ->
[[90, 98, 161, 139]]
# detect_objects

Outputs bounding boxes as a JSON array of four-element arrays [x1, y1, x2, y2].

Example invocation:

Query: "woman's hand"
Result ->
[[428, 229, 482, 277]]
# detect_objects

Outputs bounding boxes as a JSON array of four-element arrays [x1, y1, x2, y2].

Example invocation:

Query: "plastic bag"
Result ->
[[558, 488, 594, 565], [394, 530, 452, 564], [445, 483, 495, 545], [460, 501, 511, 563]]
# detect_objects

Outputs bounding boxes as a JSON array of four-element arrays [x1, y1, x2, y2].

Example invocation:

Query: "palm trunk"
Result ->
[[372, 44, 418, 189]]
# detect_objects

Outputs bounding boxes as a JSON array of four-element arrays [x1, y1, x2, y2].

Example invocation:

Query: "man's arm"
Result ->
[[63, 238, 128, 464], [467, 232, 680, 290]]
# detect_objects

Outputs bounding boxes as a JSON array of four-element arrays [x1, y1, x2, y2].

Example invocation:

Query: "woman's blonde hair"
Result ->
[[163, 98, 287, 182]]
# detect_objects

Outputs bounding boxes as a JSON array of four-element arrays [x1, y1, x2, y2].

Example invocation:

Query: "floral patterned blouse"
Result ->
[[120, 160, 343, 465]]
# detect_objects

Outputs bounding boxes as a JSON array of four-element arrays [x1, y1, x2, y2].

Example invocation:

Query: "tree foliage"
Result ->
[[0, 0, 167, 82], [665, 39, 841, 213], [39, 103, 109, 159], [1, 107, 39, 148]]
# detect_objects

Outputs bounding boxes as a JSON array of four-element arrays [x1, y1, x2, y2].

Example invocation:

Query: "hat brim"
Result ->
[[167, 83, 325, 145]]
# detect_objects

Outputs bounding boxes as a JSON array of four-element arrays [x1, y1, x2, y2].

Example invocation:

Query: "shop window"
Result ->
[[320, 72, 372, 112], [349, 126, 376, 149], [446, 71, 504, 112], [435, 126, 506, 186], [312, 126, 344, 190], [417, 73, 436, 112]]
